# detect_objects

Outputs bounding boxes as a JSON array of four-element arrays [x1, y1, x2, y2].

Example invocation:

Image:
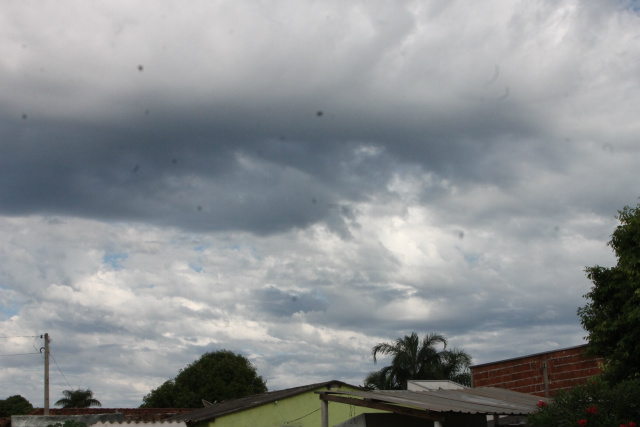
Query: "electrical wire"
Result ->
[[50, 350, 74, 389], [283, 407, 320, 424], [0, 335, 40, 339], [0, 335, 42, 356], [0, 352, 41, 356], [33, 336, 44, 357]]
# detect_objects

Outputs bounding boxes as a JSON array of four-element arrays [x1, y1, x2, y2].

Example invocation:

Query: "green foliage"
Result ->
[[47, 421, 87, 427], [578, 202, 640, 383], [363, 332, 472, 390], [141, 350, 267, 408], [528, 377, 640, 427], [0, 395, 34, 417], [54, 389, 101, 408]]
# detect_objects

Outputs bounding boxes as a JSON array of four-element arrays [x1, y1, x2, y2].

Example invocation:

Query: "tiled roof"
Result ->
[[168, 380, 355, 424]]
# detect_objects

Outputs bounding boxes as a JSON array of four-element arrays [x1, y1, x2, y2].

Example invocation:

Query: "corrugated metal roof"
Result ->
[[318, 387, 548, 416]]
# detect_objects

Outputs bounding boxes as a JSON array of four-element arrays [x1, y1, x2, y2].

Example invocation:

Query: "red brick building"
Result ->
[[470, 345, 603, 397]]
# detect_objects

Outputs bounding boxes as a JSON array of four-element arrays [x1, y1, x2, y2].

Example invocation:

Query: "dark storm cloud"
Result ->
[[1, 107, 408, 235], [0, 21, 558, 238], [2, 0, 640, 407]]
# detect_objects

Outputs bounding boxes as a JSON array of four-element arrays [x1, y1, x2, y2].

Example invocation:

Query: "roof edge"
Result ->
[[171, 380, 357, 424], [470, 344, 590, 369]]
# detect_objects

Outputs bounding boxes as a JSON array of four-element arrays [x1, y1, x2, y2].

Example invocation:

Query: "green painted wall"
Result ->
[[199, 384, 385, 427]]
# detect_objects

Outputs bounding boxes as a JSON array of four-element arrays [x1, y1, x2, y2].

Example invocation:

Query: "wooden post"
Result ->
[[321, 399, 329, 427]]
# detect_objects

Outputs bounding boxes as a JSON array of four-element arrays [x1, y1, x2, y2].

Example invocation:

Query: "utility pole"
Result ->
[[43, 333, 50, 415]]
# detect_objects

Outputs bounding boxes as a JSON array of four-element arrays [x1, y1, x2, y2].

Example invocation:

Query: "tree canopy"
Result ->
[[0, 395, 34, 417], [141, 350, 267, 408], [363, 332, 472, 390], [54, 389, 101, 408], [578, 202, 640, 383]]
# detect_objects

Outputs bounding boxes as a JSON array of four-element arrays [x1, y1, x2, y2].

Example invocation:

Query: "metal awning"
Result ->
[[317, 387, 549, 427]]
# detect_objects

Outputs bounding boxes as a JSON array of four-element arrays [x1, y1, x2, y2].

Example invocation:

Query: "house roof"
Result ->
[[168, 380, 353, 424], [317, 387, 549, 418], [28, 408, 196, 422]]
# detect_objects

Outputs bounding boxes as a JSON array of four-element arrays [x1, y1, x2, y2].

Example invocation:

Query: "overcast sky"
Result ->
[[1, 0, 639, 408]]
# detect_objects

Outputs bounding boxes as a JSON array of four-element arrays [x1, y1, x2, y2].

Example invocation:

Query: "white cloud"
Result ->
[[1, 0, 638, 408]]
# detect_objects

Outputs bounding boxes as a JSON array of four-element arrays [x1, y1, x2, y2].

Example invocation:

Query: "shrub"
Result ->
[[528, 377, 640, 427]]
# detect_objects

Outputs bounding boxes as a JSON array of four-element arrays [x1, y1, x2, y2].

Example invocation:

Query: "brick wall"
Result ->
[[470, 345, 603, 397]]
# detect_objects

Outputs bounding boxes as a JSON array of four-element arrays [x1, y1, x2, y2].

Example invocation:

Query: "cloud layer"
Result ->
[[1, 0, 639, 407]]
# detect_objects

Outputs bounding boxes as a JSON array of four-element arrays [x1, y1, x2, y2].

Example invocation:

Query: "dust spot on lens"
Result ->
[[132, 164, 140, 173], [485, 64, 500, 87], [197, 205, 203, 212], [312, 198, 317, 204], [172, 158, 178, 165], [22, 113, 27, 120], [138, 65, 144, 72], [316, 111, 323, 117], [602, 143, 614, 153], [496, 86, 510, 101], [291, 296, 298, 302], [459, 231, 464, 240]]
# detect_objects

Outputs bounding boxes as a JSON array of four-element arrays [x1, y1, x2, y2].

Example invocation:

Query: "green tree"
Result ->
[[141, 350, 267, 408], [363, 332, 472, 390], [54, 389, 101, 408], [578, 202, 640, 383], [0, 395, 34, 417]]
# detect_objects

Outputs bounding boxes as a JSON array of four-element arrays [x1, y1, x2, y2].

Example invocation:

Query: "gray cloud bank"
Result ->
[[1, 0, 639, 407]]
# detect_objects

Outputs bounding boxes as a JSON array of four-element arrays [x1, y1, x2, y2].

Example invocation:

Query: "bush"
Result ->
[[528, 377, 640, 427]]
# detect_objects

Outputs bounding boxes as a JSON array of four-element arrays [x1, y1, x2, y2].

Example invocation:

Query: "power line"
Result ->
[[50, 350, 74, 389], [0, 335, 40, 339], [0, 352, 41, 357], [285, 407, 321, 424]]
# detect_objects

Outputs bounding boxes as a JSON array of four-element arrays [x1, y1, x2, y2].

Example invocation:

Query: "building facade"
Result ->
[[470, 345, 603, 397]]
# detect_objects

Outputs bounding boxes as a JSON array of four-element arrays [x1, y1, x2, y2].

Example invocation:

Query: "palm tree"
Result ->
[[55, 389, 102, 408], [363, 332, 472, 390]]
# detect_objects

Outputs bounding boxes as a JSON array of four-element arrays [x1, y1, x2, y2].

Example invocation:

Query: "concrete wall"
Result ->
[[470, 345, 603, 396], [27, 409, 195, 420], [94, 421, 186, 427], [12, 414, 125, 427], [407, 380, 466, 391]]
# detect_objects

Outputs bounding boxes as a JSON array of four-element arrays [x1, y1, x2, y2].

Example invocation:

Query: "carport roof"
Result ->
[[317, 387, 548, 417]]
